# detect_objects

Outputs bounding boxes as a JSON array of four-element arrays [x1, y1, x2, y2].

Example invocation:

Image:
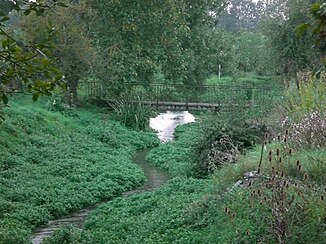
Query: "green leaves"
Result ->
[[1, 94, 8, 104], [0, 1, 65, 109], [0, 0, 16, 15], [91, 0, 227, 89], [32, 93, 40, 102], [295, 23, 309, 36]]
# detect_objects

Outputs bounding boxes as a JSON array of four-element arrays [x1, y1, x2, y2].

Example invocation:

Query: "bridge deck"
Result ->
[[105, 100, 256, 111]]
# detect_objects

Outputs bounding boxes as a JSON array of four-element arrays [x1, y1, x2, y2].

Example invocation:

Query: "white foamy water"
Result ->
[[149, 111, 195, 142]]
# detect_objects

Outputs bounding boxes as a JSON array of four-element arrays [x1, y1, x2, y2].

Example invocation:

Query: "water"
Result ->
[[150, 111, 195, 142], [32, 111, 195, 243]]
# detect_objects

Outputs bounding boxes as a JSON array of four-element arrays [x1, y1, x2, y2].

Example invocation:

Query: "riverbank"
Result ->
[[47, 111, 325, 243], [0, 98, 159, 243]]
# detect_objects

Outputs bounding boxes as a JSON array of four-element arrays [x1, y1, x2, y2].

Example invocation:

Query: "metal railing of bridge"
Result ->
[[86, 81, 278, 106]]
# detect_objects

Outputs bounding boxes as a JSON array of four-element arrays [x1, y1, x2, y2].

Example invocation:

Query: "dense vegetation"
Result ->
[[0, 0, 325, 243], [44, 98, 326, 243], [0, 97, 158, 243]]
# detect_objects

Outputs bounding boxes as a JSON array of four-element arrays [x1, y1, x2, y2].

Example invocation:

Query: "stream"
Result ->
[[32, 111, 195, 244]]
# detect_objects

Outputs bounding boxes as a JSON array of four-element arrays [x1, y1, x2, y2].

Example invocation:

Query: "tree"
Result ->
[[87, 0, 227, 95], [261, 0, 319, 77], [0, 0, 65, 107], [297, 2, 326, 69], [218, 0, 265, 33], [20, 1, 98, 103]]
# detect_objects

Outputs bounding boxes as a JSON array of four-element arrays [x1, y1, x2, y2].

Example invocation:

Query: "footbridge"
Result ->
[[86, 81, 277, 111]]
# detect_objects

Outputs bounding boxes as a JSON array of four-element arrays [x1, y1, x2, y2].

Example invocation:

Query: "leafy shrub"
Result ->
[[193, 114, 265, 175], [285, 77, 326, 119]]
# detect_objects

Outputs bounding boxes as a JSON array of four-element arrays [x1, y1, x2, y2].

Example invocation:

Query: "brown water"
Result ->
[[32, 111, 195, 244]]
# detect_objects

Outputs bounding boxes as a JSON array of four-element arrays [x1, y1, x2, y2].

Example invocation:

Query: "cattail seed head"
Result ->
[[321, 195, 324, 201], [304, 173, 308, 180], [281, 171, 284, 177], [298, 164, 302, 171], [296, 160, 300, 166], [269, 150, 272, 156], [268, 156, 272, 162], [277, 135, 281, 141], [285, 129, 289, 136], [279, 157, 282, 163], [224, 207, 229, 214], [276, 148, 280, 156], [265, 132, 269, 139], [289, 148, 292, 155], [246, 230, 250, 235], [284, 137, 287, 143]]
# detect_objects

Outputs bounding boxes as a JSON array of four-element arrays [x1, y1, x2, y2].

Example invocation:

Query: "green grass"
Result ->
[[0, 97, 159, 243], [205, 73, 280, 86]]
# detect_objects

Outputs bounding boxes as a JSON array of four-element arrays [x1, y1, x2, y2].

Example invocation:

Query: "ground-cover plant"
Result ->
[[44, 178, 211, 244], [0, 98, 159, 243], [147, 122, 200, 177]]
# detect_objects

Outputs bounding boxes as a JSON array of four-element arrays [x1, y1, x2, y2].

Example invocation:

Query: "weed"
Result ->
[[110, 98, 154, 131]]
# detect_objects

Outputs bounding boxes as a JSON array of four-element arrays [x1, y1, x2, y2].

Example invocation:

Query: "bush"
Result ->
[[193, 113, 265, 175], [285, 76, 326, 119], [285, 110, 326, 149]]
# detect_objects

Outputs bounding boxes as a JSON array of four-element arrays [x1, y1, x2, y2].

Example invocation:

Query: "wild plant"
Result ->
[[110, 97, 154, 131], [224, 130, 326, 243], [285, 75, 326, 119], [285, 110, 326, 149]]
